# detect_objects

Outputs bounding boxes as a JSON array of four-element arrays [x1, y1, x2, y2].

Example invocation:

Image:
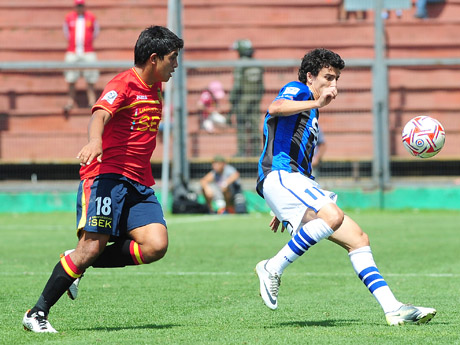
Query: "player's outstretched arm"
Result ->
[[268, 85, 337, 117], [268, 98, 324, 117], [77, 109, 111, 166]]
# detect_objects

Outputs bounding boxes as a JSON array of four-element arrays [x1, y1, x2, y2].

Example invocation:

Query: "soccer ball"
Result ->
[[402, 116, 446, 158]]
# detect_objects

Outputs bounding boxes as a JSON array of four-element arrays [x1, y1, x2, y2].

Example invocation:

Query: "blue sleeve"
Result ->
[[274, 81, 311, 102]]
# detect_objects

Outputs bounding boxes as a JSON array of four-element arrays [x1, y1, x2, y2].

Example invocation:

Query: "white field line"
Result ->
[[4, 271, 460, 278], [0, 214, 260, 231]]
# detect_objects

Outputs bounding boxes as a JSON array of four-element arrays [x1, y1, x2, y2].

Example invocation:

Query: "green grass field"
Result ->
[[1, 210, 459, 345]]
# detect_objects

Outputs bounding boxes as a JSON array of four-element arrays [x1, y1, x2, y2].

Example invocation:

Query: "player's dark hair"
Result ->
[[134, 26, 184, 67], [298, 48, 345, 84]]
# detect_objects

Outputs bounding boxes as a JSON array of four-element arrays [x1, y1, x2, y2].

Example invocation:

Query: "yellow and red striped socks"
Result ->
[[60, 254, 84, 279], [129, 240, 145, 265], [92, 239, 145, 268]]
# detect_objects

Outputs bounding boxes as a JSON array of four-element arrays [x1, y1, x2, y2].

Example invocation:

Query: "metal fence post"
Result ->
[[372, 0, 391, 208]]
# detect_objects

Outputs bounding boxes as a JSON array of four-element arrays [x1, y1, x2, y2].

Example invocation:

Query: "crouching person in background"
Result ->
[[200, 155, 247, 214]]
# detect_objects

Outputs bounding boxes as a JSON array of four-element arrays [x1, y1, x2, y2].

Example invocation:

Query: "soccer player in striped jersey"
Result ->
[[22, 26, 183, 333], [255, 48, 436, 326]]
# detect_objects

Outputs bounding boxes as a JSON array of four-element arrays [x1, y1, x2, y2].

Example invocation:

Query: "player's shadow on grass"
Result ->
[[78, 323, 178, 331], [277, 319, 360, 327]]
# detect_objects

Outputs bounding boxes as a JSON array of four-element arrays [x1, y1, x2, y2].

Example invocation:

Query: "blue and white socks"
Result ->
[[266, 218, 334, 274], [349, 246, 402, 313]]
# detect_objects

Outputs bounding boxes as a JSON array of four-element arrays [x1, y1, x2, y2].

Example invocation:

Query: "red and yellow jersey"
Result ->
[[80, 68, 163, 187]]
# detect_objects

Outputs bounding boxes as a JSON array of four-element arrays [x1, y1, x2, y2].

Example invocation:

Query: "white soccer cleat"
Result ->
[[60, 249, 80, 300], [23, 310, 57, 333], [385, 304, 437, 326], [255, 260, 281, 310]]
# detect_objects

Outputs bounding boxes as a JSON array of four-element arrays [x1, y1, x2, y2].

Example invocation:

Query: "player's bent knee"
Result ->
[[319, 204, 344, 231], [141, 241, 168, 264], [130, 223, 168, 263]]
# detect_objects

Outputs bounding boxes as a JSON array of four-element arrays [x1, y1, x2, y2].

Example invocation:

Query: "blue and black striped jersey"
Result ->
[[256, 81, 320, 196]]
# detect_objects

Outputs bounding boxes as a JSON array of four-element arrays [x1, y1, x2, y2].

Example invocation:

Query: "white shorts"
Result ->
[[64, 52, 99, 84], [262, 170, 337, 234]]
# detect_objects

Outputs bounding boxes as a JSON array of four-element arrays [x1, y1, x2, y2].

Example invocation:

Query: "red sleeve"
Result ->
[[92, 79, 126, 117]]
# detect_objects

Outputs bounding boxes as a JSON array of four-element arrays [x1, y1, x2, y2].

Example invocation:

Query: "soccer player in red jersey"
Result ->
[[23, 26, 184, 333]]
